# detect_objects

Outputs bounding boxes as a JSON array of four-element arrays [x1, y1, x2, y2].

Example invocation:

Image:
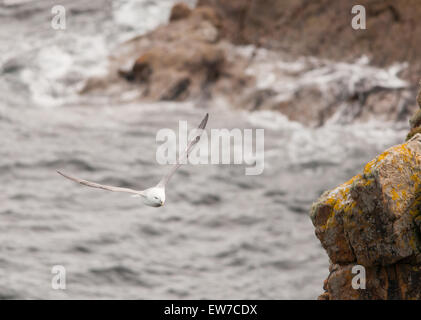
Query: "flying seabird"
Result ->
[[57, 113, 209, 207]]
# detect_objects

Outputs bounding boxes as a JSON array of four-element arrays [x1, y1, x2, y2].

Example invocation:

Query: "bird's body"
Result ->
[[142, 187, 166, 207], [57, 113, 208, 207]]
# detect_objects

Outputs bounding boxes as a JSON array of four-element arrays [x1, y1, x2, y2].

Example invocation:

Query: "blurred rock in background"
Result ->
[[198, 0, 421, 82], [82, 0, 421, 127]]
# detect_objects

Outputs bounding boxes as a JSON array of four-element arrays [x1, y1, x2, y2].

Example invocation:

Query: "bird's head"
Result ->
[[145, 188, 165, 207]]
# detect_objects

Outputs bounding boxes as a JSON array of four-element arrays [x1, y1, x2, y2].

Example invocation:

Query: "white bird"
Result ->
[[57, 113, 208, 207]]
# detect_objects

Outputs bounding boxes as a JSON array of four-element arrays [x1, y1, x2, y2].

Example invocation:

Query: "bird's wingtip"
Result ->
[[56, 170, 66, 178], [199, 113, 209, 129]]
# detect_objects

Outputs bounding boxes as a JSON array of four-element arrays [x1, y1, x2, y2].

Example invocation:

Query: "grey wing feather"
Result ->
[[157, 113, 208, 188], [57, 170, 145, 196]]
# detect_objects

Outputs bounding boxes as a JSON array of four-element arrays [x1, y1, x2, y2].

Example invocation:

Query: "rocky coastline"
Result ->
[[81, 1, 419, 127]]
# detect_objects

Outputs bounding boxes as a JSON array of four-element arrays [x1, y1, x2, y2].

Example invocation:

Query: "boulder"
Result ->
[[311, 133, 421, 299], [82, 3, 253, 104], [125, 43, 226, 101]]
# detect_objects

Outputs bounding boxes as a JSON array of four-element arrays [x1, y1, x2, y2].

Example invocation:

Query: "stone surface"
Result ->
[[323, 263, 421, 300], [169, 2, 192, 22], [82, 3, 253, 104], [198, 0, 421, 82], [311, 133, 421, 299]]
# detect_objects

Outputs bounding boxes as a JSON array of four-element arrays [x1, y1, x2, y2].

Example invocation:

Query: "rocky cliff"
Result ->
[[198, 0, 421, 83], [81, 1, 418, 126], [311, 88, 421, 299]]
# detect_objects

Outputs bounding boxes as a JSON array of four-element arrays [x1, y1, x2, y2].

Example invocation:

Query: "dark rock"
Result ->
[[169, 2, 192, 22]]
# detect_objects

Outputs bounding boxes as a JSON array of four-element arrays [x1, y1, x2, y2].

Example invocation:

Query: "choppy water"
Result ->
[[0, 0, 409, 299]]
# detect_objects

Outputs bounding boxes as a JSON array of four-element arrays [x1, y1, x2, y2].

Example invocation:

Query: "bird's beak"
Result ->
[[161, 201, 165, 206]]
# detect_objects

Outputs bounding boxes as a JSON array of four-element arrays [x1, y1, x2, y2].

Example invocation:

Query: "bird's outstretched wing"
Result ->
[[157, 113, 208, 188], [57, 170, 145, 196]]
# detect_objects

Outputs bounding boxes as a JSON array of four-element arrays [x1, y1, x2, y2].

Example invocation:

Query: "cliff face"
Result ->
[[311, 126, 421, 299], [198, 0, 421, 82]]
